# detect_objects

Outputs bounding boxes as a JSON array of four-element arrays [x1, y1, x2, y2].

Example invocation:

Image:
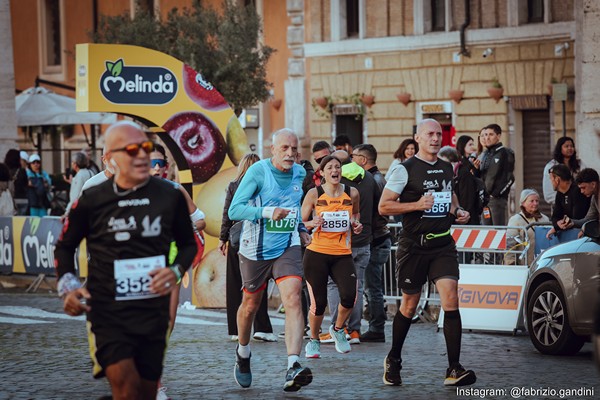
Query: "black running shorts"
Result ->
[[395, 237, 459, 293], [86, 301, 170, 381]]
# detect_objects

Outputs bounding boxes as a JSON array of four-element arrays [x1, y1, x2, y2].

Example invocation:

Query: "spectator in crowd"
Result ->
[[438, 146, 459, 164], [565, 168, 599, 231], [352, 144, 391, 343], [333, 135, 353, 154], [546, 164, 591, 239], [385, 139, 417, 180], [81, 145, 114, 192], [64, 152, 94, 215], [479, 124, 515, 226], [26, 154, 52, 217], [504, 189, 550, 266], [219, 153, 276, 343], [0, 163, 15, 216], [8, 150, 29, 215], [454, 136, 487, 225], [542, 137, 585, 209], [311, 141, 334, 187], [81, 147, 101, 174]]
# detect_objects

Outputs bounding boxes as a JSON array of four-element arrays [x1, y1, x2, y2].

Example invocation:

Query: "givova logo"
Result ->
[[100, 59, 178, 104]]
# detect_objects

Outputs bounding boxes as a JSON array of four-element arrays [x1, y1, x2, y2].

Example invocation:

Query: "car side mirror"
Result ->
[[582, 220, 600, 240]]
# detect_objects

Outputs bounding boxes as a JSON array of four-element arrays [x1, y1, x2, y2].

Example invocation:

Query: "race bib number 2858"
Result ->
[[114, 255, 165, 301]]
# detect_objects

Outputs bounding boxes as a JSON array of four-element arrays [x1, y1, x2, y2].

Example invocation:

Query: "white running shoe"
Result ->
[[156, 386, 170, 400], [253, 332, 278, 342]]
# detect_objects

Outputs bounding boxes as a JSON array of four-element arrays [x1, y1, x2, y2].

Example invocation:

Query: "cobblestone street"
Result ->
[[0, 291, 598, 400]]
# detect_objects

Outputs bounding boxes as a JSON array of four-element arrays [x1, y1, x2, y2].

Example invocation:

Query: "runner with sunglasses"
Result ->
[[54, 121, 198, 399]]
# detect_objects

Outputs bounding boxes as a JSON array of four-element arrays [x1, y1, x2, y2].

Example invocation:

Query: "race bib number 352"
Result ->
[[266, 208, 298, 234], [423, 191, 451, 218], [114, 255, 165, 301]]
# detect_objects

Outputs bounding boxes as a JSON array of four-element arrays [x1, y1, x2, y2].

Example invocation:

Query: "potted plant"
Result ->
[[448, 89, 464, 104], [360, 93, 375, 107], [396, 92, 411, 106], [271, 98, 282, 111], [487, 78, 504, 102], [311, 96, 333, 118]]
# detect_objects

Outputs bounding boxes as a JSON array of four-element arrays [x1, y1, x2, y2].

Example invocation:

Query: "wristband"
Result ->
[[169, 264, 184, 285], [57, 272, 82, 298], [262, 206, 276, 219], [190, 208, 205, 223]]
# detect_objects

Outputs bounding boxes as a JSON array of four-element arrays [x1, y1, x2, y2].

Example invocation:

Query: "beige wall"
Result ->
[[308, 41, 575, 171]]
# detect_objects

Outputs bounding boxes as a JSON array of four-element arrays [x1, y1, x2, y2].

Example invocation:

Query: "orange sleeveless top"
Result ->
[[307, 185, 353, 255]]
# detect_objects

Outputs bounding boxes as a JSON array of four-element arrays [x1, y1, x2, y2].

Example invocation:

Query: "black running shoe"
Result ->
[[283, 362, 313, 392], [383, 356, 402, 386], [234, 347, 252, 388], [444, 364, 476, 386], [360, 330, 385, 343]]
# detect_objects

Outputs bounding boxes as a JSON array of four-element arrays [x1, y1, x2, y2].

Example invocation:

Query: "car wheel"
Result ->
[[526, 280, 585, 355]]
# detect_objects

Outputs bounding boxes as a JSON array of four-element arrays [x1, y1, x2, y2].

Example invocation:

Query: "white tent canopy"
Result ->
[[15, 86, 116, 126]]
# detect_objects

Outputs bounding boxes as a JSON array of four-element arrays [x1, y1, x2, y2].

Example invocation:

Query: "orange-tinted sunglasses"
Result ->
[[109, 141, 155, 157]]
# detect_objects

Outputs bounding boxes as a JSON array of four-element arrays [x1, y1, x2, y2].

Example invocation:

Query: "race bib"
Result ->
[[320, 211, 350, 233], [114, 255, 165, 301], [266, 208, 298, 234], [423, 191, 451, 218]]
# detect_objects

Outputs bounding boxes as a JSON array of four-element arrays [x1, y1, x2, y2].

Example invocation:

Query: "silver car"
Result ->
[[523, 221, 600, 355]]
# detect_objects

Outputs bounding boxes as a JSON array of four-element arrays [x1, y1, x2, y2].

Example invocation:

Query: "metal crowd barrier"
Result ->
[[383, 223, 531, 322]]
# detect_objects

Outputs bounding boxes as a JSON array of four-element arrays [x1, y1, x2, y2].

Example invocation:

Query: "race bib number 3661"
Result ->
[[114, 255, 165, 301], [266, 208, 298, 234], [423, 191, 451, 218]]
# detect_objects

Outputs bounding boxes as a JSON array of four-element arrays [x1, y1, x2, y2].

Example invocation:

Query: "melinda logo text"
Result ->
[[100, 59, 177, 105]]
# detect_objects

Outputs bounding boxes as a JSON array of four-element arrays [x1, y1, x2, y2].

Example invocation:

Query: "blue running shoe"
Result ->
[[329, 325, 351, 354], [234, 347, 252, 388], [283, 362, 313, 392]]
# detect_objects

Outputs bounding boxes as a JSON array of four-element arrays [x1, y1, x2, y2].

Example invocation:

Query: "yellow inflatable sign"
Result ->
[[76, 43, 249, 307]]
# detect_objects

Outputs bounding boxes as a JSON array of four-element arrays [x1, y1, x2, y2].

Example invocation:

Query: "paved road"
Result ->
[[0, 291, 598, 400]]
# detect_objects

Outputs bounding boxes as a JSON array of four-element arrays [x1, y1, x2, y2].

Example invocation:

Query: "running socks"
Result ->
[[388, 311, 412, 360], [443, 309, 462, 367], [288, 355, 300, 369], [238, 343, 251, 358]]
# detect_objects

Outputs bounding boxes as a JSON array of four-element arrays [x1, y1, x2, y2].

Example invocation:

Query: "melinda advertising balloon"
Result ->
[[76, 43, 249, 307]]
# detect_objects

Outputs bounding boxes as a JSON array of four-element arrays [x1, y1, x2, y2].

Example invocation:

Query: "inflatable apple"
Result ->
[[193, 248, 227, 308], [226, 116, 250, 166], [163, 111, 226, 183], [182, 64, 229, 111], [196, 166, 238, 238]]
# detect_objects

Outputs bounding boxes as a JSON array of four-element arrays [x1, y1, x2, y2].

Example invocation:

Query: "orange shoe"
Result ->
[[348, 330, 361, 344]]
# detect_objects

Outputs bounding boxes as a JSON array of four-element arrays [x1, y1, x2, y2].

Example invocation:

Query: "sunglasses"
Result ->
[[31, 160, 41, 164], [350, 154, 365, 160], [315, 157, 325, 164], [151, 159, 167, 168], [109, 141, 155, 157]]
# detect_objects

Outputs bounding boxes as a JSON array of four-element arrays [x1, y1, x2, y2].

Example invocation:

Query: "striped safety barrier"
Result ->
[[451, 227, 507, 250]]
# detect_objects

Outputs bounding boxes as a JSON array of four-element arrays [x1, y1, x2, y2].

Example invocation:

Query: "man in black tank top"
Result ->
[[378, 119, 477, 388]]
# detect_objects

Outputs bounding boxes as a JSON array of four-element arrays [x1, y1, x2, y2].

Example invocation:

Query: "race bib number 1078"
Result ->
[[266, 208, 298, 234], [114, 255, 165, 301]]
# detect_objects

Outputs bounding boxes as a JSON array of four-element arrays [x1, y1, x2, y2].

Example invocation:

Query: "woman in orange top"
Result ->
[[301, 155, 361, 358]]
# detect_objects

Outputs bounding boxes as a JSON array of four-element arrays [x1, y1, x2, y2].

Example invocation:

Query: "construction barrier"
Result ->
[[385, 223, 532, 331]]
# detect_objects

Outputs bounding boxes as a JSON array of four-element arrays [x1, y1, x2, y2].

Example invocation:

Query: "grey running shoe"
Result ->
[[233, 347, 252, 388], [305, 339, 321, 359], [283, 362, 313, 392], [329, 325, 351, 354], [444, 364, 476, 386], [383, 356, 402, 386]]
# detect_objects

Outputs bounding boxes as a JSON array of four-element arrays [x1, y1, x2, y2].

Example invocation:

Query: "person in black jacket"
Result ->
[[218, 153, 275, 343], [455, 136, 485, 225], [546, 163, 591, 239], [480, 124, 514, 225]]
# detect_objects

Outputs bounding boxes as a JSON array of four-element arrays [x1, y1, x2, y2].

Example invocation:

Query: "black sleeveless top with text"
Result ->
[[399, 157, 455, 236]]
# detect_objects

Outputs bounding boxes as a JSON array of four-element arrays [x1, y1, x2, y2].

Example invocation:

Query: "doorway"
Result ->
[[522, 109, 552, 215]]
